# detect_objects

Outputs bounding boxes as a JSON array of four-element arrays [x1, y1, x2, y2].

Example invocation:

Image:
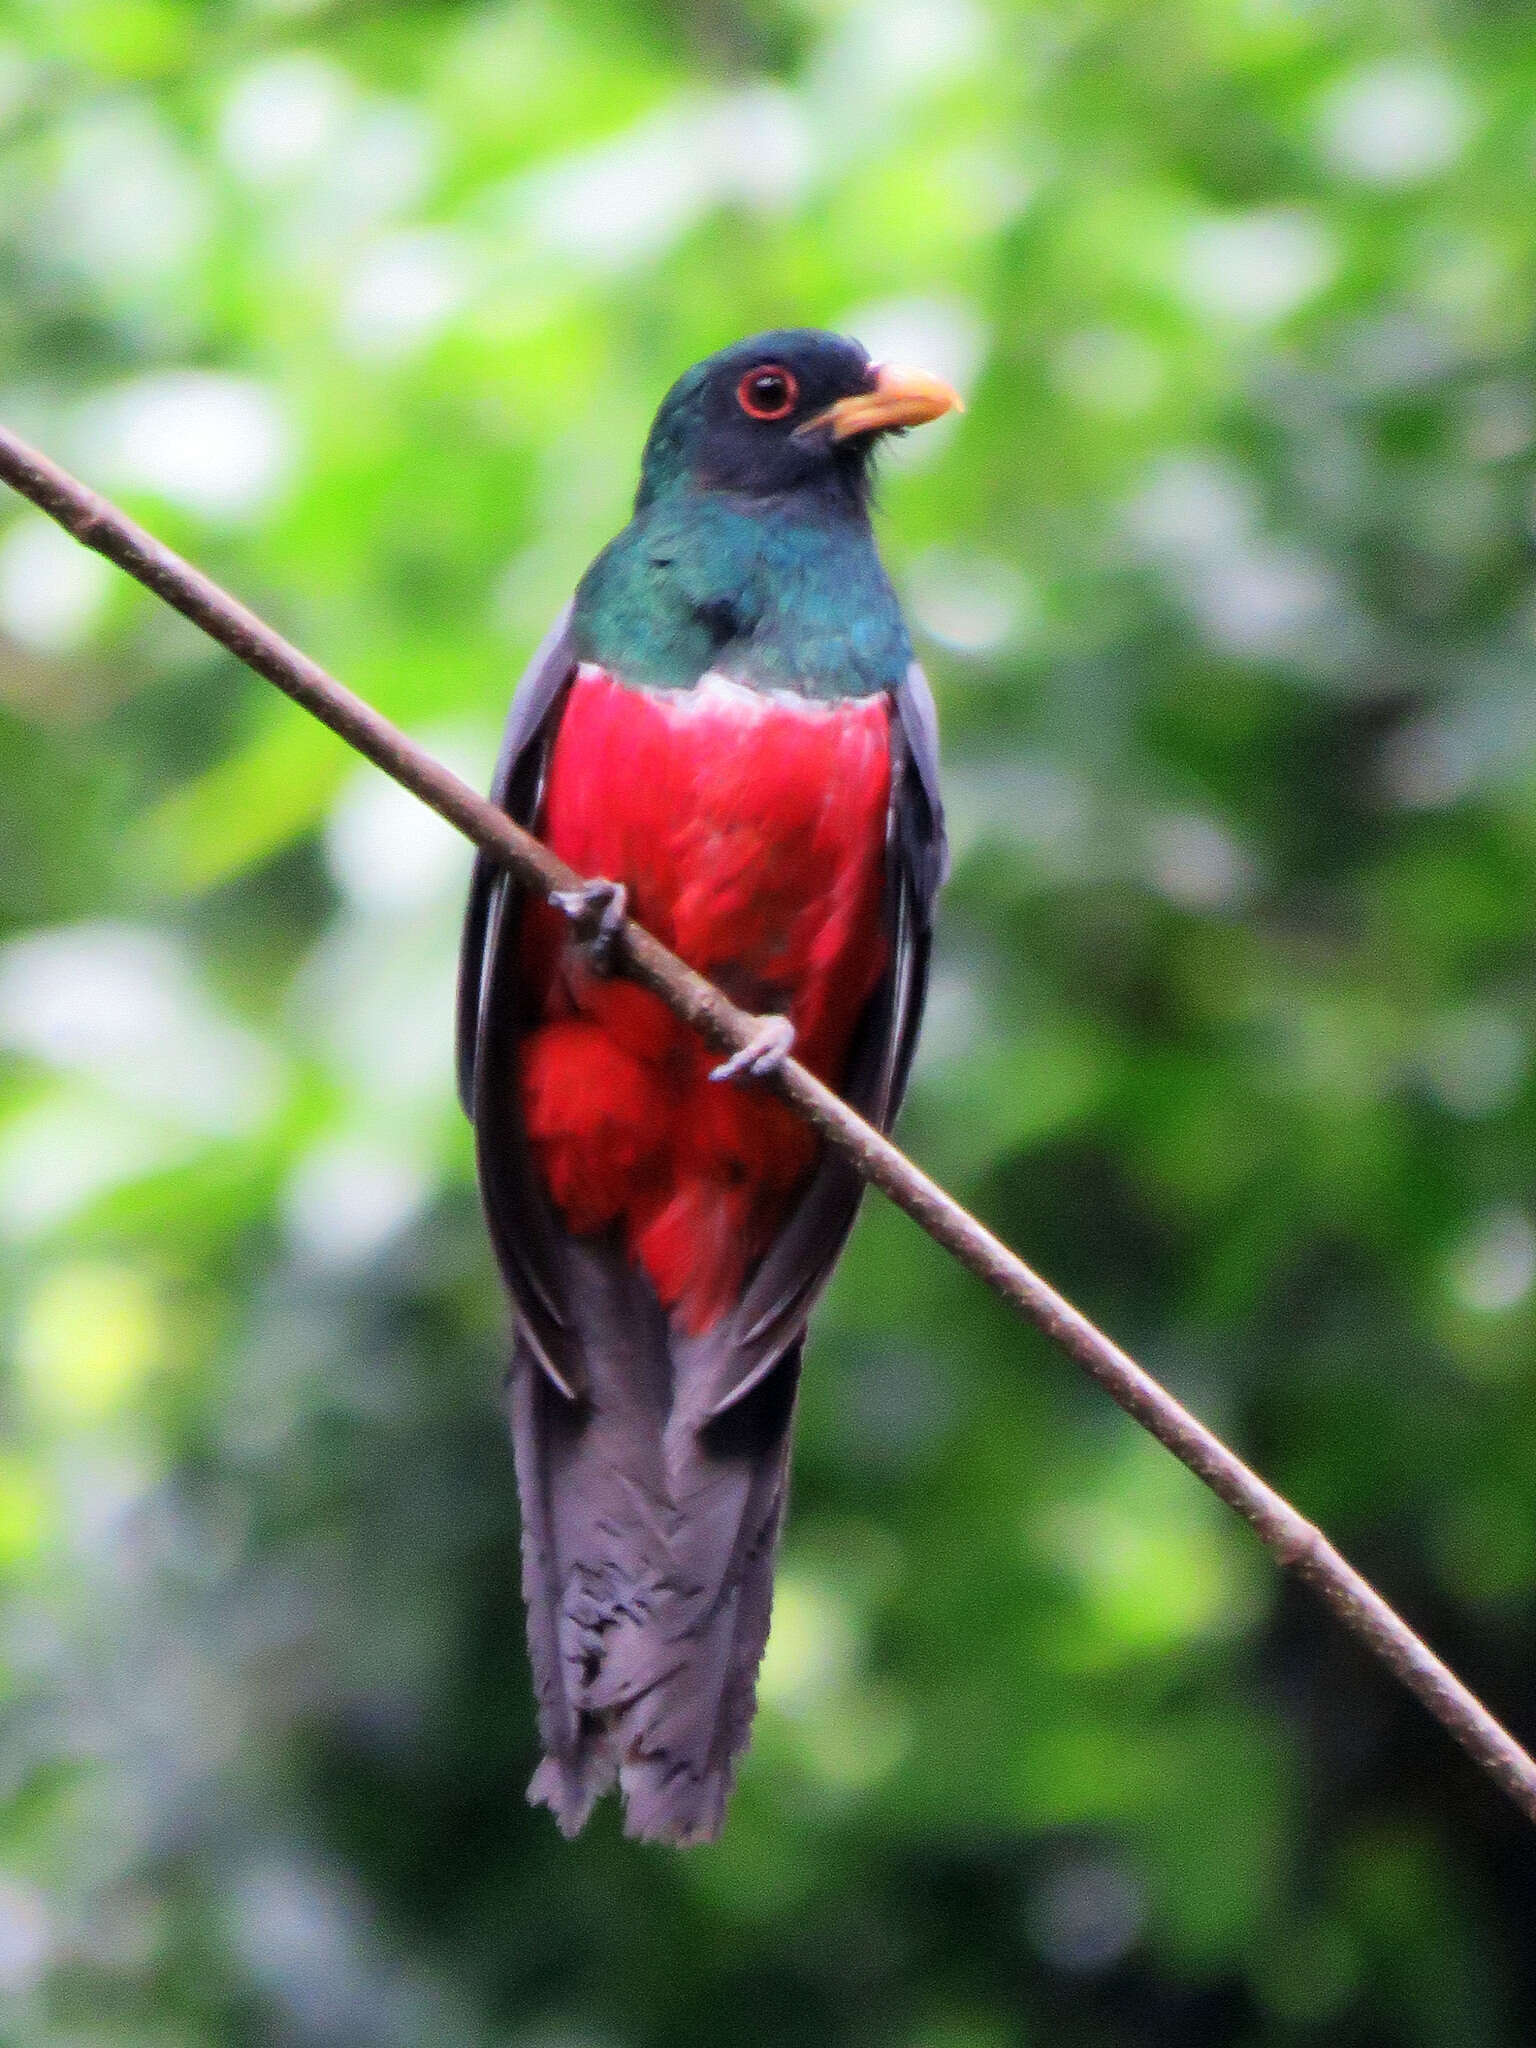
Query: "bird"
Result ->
[[457, 329, 954, 1843]]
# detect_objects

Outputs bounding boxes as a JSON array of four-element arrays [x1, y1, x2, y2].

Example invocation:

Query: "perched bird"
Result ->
[[458, 330, 954, 1842]]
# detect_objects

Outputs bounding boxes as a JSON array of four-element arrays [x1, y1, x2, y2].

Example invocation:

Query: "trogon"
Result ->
[[458, 329, 955, 1842]]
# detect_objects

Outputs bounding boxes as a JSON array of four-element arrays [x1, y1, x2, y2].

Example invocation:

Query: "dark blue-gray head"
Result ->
[[634, 328, 961, 512]]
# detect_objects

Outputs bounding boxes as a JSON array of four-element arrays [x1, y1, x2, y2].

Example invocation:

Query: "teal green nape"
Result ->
[[569, 329, 915, 699]]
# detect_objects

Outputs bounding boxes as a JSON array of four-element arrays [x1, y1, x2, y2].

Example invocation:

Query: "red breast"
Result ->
[[517, 666, 891, 1332]]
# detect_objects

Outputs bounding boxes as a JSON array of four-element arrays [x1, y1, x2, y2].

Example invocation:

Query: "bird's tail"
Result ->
[[508, 1244, 798, 1845]]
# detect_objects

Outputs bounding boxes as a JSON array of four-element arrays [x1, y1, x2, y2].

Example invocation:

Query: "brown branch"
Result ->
[[3, 417, 1533, 1825]]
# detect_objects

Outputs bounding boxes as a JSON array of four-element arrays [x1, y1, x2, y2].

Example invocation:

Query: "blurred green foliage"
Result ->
[[2, 0, 1536, 2041]]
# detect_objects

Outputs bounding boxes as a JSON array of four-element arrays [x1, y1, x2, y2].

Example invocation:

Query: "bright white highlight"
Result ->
[[337, 230, 472, 362], [42, 106, 208, 287], [1125, 452, 1347, 666], [907, 550, 1036, 655], [282, 1137, 432, 1272], [517, 87, 811, 272], [326, 739, 480, 916], [0, 923, 282, 1137], [1178, 207, 1338, 326], [1319, 60, 1474, 187], [1145, 812, 1256, 911], [0, 517, 111, 653], [77, 373, 294, 521], [1451, 1208, 1536, 1316], [218, 55, 354, 187]]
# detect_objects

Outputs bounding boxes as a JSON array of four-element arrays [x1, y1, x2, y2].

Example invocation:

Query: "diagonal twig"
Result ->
[[2, 418, 1532, 1825]]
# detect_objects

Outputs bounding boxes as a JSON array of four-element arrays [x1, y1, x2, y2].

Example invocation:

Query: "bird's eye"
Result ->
[[736, 365, 798, 420]]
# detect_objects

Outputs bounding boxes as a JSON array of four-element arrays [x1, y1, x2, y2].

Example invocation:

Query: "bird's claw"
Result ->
[[549, 878, 628, 974], [711, 1015, 796, 1085]]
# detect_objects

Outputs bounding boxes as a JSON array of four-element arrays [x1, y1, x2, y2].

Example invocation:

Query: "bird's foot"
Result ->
[[711, 1014, 796, 1085], [549, 877, 628, 974]]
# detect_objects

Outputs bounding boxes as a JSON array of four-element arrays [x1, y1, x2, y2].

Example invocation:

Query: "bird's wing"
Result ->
[[457, 607, 587, 1396], [675, 659, 948, 1421], [457, 604, 575, 1115]]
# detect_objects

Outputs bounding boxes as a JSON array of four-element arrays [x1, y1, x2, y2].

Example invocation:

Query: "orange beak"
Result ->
[[799, 362, 965, 441]]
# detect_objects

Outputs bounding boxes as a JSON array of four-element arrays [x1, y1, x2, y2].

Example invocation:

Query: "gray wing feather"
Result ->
[[895, 655, 950, 900], [456, 604, 576, 1115], [458, 607, 584, 1394]]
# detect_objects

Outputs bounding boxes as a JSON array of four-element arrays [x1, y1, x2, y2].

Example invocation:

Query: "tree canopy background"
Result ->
[[3, 0, 1536, 2042]]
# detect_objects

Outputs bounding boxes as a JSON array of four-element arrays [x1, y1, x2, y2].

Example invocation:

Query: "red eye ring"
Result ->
[[736, 364, 798, 420]]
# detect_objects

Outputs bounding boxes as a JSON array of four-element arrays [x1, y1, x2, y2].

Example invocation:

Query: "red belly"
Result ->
[[517, 665, 891, 1333]]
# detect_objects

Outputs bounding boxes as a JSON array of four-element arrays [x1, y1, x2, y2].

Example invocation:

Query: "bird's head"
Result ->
[[634, 329, 962, 513]]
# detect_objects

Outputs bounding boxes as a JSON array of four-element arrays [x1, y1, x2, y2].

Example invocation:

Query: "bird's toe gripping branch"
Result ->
[[711, 1014, 796, 1085], [549, 877, 628, 974]]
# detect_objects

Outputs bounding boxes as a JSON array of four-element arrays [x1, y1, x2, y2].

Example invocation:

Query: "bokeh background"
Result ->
[[3, 0, 1536, 2041]]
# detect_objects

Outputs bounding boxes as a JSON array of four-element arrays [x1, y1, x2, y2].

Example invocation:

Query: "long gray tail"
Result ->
[[508, 1243, 799, 1845]]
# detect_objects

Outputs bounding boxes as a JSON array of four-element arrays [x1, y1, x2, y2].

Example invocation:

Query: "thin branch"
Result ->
[[2, 418, 1532, 1825]]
